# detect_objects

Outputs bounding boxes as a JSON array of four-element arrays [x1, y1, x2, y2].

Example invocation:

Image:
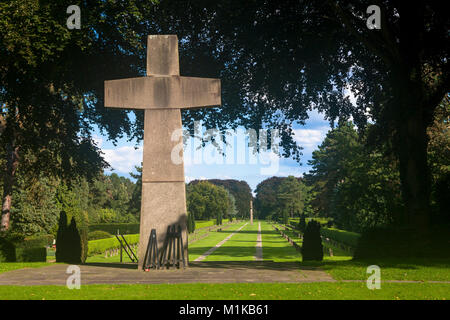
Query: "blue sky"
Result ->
[[93, 108, 334, 193]]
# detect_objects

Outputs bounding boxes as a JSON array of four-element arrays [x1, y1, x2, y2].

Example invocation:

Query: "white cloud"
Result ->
[[103, 146, 143, 174], [292, 127, 329, 151]]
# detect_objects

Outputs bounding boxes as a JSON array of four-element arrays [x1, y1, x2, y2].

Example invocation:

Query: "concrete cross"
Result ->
[[104, 35, 221, 268]]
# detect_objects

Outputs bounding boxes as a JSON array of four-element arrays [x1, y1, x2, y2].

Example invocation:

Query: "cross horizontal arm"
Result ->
[[105, 76, 221, 109]]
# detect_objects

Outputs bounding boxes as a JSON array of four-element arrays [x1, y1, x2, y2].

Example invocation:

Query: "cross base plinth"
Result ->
[[138, 182, 188, 269]]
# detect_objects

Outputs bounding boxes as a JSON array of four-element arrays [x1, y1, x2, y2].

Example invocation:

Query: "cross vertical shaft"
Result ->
[[104, 35, 221, 269]]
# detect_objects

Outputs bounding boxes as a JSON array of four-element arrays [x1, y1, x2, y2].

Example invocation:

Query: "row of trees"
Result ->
[[186, 181, 238, 225], [254, 176, 312, 223], [304, 101, 449, 232], [255, 97, 448, 233], [4, 171, 139, 238], [187, 179, 252, 220]]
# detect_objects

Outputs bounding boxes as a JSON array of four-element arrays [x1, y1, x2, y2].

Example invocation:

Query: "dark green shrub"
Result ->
[[15, 247, 46, 262], [66, 218, 82, 264], [354, 225, 450, 260], [302, 220, 323, 261], [55, 210, 68, 263], [298, 214, 306, 233], [0, 235, 47, 262], [88, 230, 112, 241], [22, 234, 54, 248], [0, 237, 16, 262], [79, 226, 88, 263], [56, 211, 88, 264], [187, 213, 196, 234]]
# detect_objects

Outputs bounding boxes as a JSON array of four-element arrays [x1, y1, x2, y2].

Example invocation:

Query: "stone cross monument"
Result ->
[[104, 35, 221, 268]]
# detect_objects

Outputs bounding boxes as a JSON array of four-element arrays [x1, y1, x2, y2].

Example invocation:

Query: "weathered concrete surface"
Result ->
[[0, 262, 335, 286], [138, 181, 188, 268], [147, 35, 180, 76], [104, 76, 221, 109], [104, 35, 221, 269], [142, 109, 184, 182]]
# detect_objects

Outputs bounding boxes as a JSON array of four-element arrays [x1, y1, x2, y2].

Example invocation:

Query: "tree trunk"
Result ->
[[395, 77, 432, 234], [1, 143, 19, 232]]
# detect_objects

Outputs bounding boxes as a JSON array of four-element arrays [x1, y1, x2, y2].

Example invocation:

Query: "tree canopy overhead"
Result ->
[[1, 0, 448, 232]]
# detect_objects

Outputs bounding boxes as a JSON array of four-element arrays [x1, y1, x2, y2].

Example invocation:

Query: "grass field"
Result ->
[[0, 282, 447, 300], [1, 220, 449, 300], [0, 262, 52, 274], [85, 221, 450, 282]]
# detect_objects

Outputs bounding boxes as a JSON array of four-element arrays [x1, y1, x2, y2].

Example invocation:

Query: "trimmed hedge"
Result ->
[[22, 235, 54, 248], [89, 223, 140, 235], [88, 234, 139, 257], [0, 238, 16, 262], [88, 231, 113, 241], [0, 237, 47, 262], [15, 247, 46, 262], [320, 227, 361, 248]]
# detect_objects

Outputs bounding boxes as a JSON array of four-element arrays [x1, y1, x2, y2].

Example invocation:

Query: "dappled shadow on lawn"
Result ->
[[83, 262, 138, 270]]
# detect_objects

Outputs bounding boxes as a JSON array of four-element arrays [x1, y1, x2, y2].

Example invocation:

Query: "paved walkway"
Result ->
[[0, 261, 334, 286], [255, 222, 263, 261]]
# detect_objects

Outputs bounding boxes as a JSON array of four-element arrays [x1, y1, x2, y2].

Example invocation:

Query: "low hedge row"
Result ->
[[0, 238, 47, 262], [15, 247, 47, 262], [87, 234, 139, 257], [88, 223, 140, 235], [320, 227, 361, 248], [88, 231, 113, 241], [22, 235, 54, 248]]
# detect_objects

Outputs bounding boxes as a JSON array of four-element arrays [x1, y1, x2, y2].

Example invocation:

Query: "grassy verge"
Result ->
[[0, 262, 52, 274], [198, 222, 258, 261], [261, 222, 302, 262], [188, 221, 247, 261], [0, 282, 447, 300], [303, 258, 450, 282]]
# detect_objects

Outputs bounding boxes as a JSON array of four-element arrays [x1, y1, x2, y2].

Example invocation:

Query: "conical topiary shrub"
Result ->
[[187, 213, 196, 234], [301, 220, 323, 261], [55, 210, 68, 263], [56, 211, 86, 264], [67, 218, 82, 264], [298, 214, 306, 233]]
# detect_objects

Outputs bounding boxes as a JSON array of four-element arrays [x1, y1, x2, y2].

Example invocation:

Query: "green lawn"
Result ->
[[304, 258, 450, 282], [1, 219, 448, 300], [0, 262, 52, 274], [0, 282, 447, 300], [195, 219, 230, 229], [188, 221, 248, 261], [198, 222, 259, 261], [87, 220, 450, 283]]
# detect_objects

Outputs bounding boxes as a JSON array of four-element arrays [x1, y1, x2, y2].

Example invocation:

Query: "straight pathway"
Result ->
[[194, 223, 249, 262], [255, 222, 263, 261]]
